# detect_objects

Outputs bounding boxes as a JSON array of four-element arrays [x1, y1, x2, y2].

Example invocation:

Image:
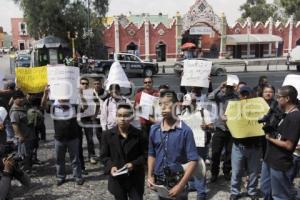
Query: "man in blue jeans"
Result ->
[[260, 85, 300, 200], [41, 86, 85, 186]]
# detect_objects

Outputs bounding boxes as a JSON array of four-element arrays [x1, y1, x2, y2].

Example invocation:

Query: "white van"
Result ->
[[288, 46, 300, 71]]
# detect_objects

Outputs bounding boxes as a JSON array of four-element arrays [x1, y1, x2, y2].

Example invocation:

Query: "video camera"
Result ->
[[258, 101, 286, 136], [0, 142, 30, 186], [154, 165, 184, 189]]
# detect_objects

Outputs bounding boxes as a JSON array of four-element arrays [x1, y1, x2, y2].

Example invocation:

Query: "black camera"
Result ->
[[0, 143, 31, 187], [155, 165, 184, 189], [258, 101, 286, 136]]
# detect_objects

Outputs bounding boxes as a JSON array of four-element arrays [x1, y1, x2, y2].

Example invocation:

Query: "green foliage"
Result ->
[[280, 0, 300, 21], [13, 0, 109, 59], [240, 0, 280, 22]]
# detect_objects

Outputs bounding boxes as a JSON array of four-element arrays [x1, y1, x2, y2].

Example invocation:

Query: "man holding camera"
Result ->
[[260, 85, 300, 200], [147, 90, 198, 200]]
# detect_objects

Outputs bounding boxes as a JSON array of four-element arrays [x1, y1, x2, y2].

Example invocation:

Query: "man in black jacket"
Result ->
[[101, 104, 146, 200]]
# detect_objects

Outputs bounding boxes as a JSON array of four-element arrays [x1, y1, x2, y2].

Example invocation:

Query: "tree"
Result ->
[[280, 0, 300, 21], [240, 0, 279, 23], [13, 0, 109, 59]]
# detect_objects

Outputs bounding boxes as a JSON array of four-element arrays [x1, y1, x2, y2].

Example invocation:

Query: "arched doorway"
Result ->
[[296, 38, 300, 46], [126, 42, 139, 55], [156, 42, 166, 62]]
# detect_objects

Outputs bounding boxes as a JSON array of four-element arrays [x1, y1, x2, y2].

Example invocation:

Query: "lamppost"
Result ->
[[67, 31, 78, 59], [82, 0, 94, 56]]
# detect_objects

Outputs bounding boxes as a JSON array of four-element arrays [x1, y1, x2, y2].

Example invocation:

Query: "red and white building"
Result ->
[[11, 18, 33, 50]]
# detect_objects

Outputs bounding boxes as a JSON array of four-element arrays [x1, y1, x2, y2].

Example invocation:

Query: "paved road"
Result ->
[[2, 54, 300, 199]]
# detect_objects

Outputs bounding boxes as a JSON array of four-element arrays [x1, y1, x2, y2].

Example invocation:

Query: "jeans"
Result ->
[[189, 147, 207, 199], [231, 143, 261, 196], [211, 128, 232, 176], [288, 155, 300, 184], [55, 138, 82, 180], [4, 119, 14, 141], [18, 139, 33, 171], [260, 161, 294, 200]]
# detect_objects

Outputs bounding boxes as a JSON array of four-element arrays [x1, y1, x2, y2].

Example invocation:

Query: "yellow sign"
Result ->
[[225, 97, 270, 139], [15, 66, 48, 93]]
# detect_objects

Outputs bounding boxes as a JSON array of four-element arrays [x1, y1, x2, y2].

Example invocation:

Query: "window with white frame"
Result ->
[[19, 22, 28, 35]]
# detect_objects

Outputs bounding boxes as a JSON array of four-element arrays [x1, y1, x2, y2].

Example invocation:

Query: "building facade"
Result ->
[[103, 0, 300, 61], [11, 18, 33, 50]]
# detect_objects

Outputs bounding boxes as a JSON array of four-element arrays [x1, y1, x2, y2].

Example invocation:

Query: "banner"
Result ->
[[180, 113, 205, 147], [283, 74, 300, 99], [225, 97, 269, 139], [181, 60, 212, 88], [15, 66, 47, 93], [47, 66, 79, 103]]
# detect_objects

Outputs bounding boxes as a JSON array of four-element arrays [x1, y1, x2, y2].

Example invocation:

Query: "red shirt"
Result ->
[[134, 89, 159, 125]]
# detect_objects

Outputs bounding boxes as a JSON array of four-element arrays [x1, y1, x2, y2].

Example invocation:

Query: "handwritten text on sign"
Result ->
[[181, 60, 212, 88]]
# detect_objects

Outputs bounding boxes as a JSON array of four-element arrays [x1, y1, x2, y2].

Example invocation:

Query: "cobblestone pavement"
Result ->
[[10, 130, 299, 200]]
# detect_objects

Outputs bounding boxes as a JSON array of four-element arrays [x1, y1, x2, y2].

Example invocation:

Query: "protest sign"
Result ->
[[180, 113, 205, 147], [80, 89, 96, 118], [105, 62, 131, 90], [138, 92, 158, 120], [15, 66, 47, 93], [225, 97, 269, 139], [180, 60, 212, 88], [227, 74, 239, 86], [47, 66, 79, 103], [283, 74, 300, 99]]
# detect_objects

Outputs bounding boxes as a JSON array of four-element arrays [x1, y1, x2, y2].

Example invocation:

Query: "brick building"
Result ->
[[11, 18, 33, 50], [0, 26, 4, 48], [103, 0, 300, 61]]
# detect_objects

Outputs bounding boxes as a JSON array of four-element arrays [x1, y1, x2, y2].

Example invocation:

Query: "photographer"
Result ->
[[260, 86, 300, 200], [0, 156, 14, 200]]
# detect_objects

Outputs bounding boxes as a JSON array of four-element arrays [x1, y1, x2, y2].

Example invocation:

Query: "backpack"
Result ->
[[27, 107, 44, 128]]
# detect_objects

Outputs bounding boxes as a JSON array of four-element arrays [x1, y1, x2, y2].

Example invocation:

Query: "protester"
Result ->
[[41, 86, 85, 186], [147, 90, 198, 200], [236, 81, 247, 93], [260, 85, 300, 200], [10, 90, 34, 173], [101, 84, 131, 131], [208, 81, 239, 182], [134, 77, 158, 143], [229, 86, 262, 200], [253, 76, 268, 97], [101, 104, 146, 200], [79, 78, 98, 165], [180, 93, 213, 200]]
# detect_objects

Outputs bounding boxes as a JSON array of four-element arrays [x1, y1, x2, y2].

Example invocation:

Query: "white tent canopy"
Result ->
[[226, 34, 283, 45]]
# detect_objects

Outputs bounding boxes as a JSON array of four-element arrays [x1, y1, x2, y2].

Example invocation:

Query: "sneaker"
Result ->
[[90, 157, 97, 164], [229, 194, 239, 200], [210, 174, 218, 183], [76, 178, 84, 185], [56, 179, 65, 186]]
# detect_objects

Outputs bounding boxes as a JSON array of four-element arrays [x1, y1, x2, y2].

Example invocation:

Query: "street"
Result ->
[[1, 54, 300, 199]]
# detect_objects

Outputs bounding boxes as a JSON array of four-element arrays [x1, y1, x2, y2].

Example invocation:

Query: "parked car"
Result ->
[[15, 54, 31, 67], [173, 58, 227, 76], [92, 53, 159, 77]]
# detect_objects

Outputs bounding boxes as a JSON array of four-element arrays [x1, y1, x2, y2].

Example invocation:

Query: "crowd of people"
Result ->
[[0, 73, 300, 200]]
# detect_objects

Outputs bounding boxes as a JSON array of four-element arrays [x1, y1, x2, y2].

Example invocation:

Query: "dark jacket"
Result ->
[[100, 125, 146, 197]]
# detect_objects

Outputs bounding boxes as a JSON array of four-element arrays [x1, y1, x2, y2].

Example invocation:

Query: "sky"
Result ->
[[0, 0, 273, 34]]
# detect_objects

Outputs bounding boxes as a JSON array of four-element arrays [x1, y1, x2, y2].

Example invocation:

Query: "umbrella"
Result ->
[[181, 42, 196, 50]]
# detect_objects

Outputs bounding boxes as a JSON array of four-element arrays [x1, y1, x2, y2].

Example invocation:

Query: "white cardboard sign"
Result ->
[[80, 89, 96, 118], [180, 114, 205, 147], [47, 66, 80, 103], [181, 60, 212, 88], [105, 62, 131, 90]]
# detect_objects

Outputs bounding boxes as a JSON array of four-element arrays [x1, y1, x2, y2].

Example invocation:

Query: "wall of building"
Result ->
[[11, 18, 32, 50]]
